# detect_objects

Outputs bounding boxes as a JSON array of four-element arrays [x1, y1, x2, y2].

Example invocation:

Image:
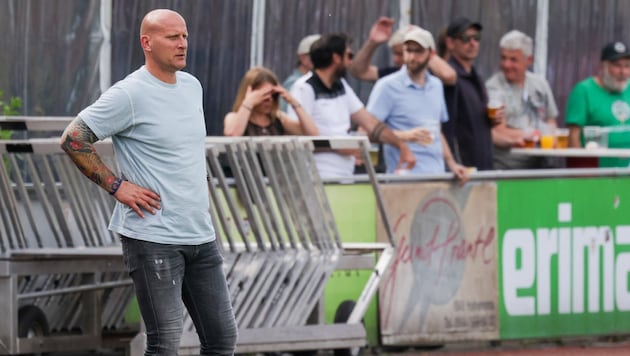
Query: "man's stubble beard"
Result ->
[[334, 64, 347, 80], [407, 56, 431, 76]]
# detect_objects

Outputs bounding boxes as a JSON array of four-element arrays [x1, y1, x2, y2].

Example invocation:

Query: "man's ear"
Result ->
[[527, 55, 534, 67], [141, 35, 151, 52], [445, 37, 455, 51], [331, 52, 342, 65]]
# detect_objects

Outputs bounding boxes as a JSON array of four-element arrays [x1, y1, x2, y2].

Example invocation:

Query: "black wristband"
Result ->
[[369, 122, 386, 142], [110, 177, 123, 195]]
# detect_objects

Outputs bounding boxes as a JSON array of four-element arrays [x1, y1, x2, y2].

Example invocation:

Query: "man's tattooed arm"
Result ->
[[60, 117, 120, 194]]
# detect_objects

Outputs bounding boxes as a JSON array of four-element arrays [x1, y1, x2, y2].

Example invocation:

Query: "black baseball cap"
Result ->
[[446, 17, 483, 38], [601, 41, 630, 61]]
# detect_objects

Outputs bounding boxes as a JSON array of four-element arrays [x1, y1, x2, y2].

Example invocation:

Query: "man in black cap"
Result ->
[[442, 17, 498, 171], [566, 41, 630, 167]]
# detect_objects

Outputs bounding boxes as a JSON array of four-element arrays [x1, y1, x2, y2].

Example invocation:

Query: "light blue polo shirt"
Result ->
[[367, 67, 448, 174], [79, 66, 215, 245]]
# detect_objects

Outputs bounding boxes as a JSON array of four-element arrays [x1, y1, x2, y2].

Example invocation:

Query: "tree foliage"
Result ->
[[0, 90, 22, 139]]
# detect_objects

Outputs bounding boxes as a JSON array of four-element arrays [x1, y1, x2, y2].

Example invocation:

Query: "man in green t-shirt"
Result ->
[[566, 41, 630, 167]]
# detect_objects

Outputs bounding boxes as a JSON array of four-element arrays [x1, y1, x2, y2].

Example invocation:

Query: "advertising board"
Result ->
[[377, 182, 499, 344], [498, 177, 630, 339]]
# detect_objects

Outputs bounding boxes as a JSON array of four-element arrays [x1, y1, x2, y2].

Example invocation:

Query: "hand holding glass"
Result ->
[[408, 123, 438, 146], [487, 98, 504, 121], [522, 128, 539, 148]]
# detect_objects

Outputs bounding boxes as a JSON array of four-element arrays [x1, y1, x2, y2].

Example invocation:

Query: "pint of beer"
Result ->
[[556, 128, 569, 149], [523, 138, 537, 148], [487, 99, 503, 120], [523, 129, 540, 148]]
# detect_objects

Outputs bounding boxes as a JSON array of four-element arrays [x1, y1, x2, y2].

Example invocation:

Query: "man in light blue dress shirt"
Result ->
[[367, 27, 468, 181]]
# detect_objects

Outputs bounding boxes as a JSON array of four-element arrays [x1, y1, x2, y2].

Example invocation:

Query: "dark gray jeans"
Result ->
[[121, 236, 237, 356]]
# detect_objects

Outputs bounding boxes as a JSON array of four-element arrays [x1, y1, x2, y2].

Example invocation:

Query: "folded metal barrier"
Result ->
[[1, 117, 395, 355]]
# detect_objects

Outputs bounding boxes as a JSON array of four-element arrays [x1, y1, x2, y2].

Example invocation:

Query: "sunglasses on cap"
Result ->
[[458, 33, 481, 43]]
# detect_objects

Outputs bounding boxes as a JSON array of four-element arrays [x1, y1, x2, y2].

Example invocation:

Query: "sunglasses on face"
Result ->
[[458, 33, 481, 44]]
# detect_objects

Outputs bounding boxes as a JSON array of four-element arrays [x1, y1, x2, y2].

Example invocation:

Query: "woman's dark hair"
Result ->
[[309, 33, 352, 69]]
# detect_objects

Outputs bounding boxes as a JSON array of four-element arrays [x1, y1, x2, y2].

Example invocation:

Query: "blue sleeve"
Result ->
[[78, 86, 134, 140], [438, 82, 449, 123], [366, 80, 391, 123]]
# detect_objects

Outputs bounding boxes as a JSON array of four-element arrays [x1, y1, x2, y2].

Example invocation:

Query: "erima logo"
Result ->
[[502, 203, 630, 316]]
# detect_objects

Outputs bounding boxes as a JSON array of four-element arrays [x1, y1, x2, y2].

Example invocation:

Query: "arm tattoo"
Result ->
[[60, 118, 120, 194]]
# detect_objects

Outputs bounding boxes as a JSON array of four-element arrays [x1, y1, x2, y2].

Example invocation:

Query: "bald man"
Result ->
[[60, 9, 237, 355]]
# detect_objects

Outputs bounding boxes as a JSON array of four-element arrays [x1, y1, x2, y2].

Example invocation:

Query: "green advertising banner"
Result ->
[[498, 177, 630, 339]]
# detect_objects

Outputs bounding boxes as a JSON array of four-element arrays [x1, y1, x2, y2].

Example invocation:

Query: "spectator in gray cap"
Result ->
[[487, 30, 559, 170], [566, 41, 630, 167], [281, 34, 320, 110]]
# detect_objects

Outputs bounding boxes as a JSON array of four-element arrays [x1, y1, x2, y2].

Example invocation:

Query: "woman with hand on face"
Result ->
[[224, 67, 318, 136]]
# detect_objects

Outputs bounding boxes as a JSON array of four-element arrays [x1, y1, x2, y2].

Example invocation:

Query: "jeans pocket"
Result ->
[[121, 237, 179, 277], [120, 236, 135, 273]]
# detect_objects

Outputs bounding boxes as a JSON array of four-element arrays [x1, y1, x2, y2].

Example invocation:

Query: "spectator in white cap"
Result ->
[[350, 17, 457, 174], [566, 40, 630, 167], [366, 27, 468, 181], [281, 34, 320, 110], [348, 17, 456, 84]]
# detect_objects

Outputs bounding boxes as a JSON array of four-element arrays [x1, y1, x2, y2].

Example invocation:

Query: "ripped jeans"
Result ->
[[121, 236, 237, 356]]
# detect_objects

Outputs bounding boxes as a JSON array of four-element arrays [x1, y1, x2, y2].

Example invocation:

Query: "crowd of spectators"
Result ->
[[224, 16, 630, 179]]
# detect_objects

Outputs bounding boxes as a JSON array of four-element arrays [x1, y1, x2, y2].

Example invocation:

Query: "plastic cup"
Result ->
[[523, 139, 536, 148], [418, 121, 440, 146], [487, 99, 503, 120], [583, 126, 608, 148], [540, 134, 554, 149], [556, 128, 569, 149], [369, 144, 379, 165], [522, 128, 540, 148]]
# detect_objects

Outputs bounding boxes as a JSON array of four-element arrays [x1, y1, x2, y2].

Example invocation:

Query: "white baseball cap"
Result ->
[[403, 27, 435, 50], [297, 34, 321, 55], [388, 25, 419, 47]]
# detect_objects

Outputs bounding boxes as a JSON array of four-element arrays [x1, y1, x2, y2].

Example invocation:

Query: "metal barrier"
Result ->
[[130, 136, 394, 355], [0, 118, 132, 355], [0, 117, 394, 355], [7, 116, 630, 353]]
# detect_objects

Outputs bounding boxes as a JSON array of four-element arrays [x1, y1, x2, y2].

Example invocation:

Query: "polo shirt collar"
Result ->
[[310, 72, 344, 93], [448, 57, 475, 78], [400, 65, 434, 89]]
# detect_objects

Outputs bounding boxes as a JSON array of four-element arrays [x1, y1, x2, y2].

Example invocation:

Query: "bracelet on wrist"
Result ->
[[241, 103, 252, 111], [291, 102, 302, 109], [110, 177, 123, 195]]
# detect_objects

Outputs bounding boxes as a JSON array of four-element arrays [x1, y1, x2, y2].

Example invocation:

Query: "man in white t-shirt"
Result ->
[[289, 33, 415, 178]]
